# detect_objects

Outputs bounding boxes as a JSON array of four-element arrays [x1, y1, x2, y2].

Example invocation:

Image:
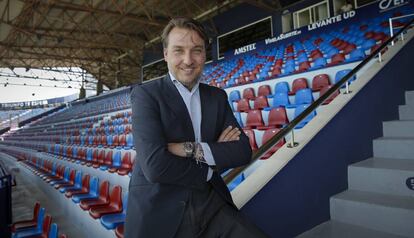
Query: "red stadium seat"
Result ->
[[65, 174, 90, 198], [80, 181, 110, 210], [11, 202, 40, 232], [320, 85, 340, 105], [236, 98, 251, 112], [258, 107, 289, 130], [289, 78, 309, 95], [244, 110, 264, 129], [243, 129, 258, 152], [312, 74, 331, 92], [117, 152, 133, 176], [261, 128, 286, 160], [89, 186, 123, 219], [253, 96, 269, 110], [242, 87, 256, 100], [257, 85, 271, 97]]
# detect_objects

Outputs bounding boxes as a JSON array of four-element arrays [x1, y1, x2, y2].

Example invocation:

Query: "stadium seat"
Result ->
[[11, 202, 40, 232], [12, 208, 45, 238], [294, 104, 317, 129], [289, 78, 309, 95], [117, 152, 133, 176], [243, 129, 258, 151], [89, 186, 123, 219], [257, 85, 271, 97], [80, 180, 110, 210], [261, 128, 286, 159], [227, 173, 245, 191], [233, 112, 243, 127], [100, 150, 113, 170], [312, 74, 331, 92], [236, 98, 251, 112], [244, 110, 264, 129], [335, 69, 356, 87], [270, 92, 290, 108], [59, 171, 83, 193], [273, 81, 289, 94], [292, 88, 313, 106], [54, 170, 77, 190], [100, 193, 128, 230], [320, 85, 340, 105], [253, 96, 269, 110], [229, 90, 241, 102], [64, 174, 90, 197], [259, 107, 289, 130], [242, 87, 256, 100], [71, 176, 99, 203]]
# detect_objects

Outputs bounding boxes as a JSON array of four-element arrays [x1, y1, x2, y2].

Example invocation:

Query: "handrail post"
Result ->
[[378, 51, 382, 63], [390, 18, 394, 46], [287, 130, 299, 148]]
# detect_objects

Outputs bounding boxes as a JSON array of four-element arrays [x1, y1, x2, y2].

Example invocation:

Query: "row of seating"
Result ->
[[228, 69, 353, 103], [11, 202, 67, 238], [20, 154, 126, 237], [45, 144, 135, 176]]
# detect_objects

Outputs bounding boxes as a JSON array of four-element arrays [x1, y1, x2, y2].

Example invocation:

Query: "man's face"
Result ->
[[164, 27, 206, 89]]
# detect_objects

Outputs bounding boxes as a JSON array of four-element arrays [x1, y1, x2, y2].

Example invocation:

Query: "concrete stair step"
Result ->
[[330, 190, 414, 237], [399, 105, 414, 120], [405, 91, 414, 106], [296, 221, 409, 238], [348, 158, 414, 196], [383, 120, 414, 137], [373, 137, 414, 160]]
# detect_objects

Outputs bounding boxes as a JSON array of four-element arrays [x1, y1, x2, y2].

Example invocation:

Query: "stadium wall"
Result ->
[[240, 28, 414, 237]]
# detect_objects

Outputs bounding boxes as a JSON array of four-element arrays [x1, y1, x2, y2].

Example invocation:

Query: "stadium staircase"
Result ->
[[297, 90, 414, 238]]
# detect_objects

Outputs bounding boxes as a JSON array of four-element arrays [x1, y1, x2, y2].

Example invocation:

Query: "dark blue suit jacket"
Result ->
[[125, 75, 252, 238]]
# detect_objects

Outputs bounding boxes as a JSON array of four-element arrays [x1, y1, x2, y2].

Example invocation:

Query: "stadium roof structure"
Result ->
[[0, 0, 287, 89]]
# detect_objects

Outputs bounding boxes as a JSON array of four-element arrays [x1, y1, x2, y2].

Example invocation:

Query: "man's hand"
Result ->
[[167, 143, 186, 157], [218, 126, 241, 142]]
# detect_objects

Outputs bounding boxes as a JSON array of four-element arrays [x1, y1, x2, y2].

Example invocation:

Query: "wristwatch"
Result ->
[[183, 142, 194, 158]]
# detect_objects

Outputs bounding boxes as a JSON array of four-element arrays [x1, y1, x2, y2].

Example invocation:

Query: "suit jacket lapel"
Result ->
[[200, 83, 217, 142], [161, 75, 195, 140]]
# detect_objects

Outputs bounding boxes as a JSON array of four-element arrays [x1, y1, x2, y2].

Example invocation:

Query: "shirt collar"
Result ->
[[169, 72, 200, 94]]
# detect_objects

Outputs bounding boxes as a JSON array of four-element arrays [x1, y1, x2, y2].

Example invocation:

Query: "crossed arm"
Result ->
[[167, 126, 241, 157]]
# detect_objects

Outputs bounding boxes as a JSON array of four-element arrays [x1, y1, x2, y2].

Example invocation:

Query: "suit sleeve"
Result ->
[[131, 85, 208, 189], [207, 89, 252, 170]]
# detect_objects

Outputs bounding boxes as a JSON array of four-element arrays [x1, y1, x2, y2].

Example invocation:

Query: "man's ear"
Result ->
[[163, 48, 168, 62]]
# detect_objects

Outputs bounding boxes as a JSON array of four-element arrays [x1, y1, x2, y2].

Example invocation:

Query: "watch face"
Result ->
[[184, 142, 194, 156]]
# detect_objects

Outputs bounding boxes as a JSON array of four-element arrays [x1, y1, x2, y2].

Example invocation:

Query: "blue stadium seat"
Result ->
[[335, 69, 356, 87], [72, 176, 99, 203], [294, 104, 317, 129], [12, 208, 45, 238]]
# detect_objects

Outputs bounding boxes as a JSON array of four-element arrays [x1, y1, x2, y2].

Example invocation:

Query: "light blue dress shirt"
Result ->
[[169, 72, 216, 181]]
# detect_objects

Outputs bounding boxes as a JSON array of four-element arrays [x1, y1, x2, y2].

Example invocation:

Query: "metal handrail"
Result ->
[[224, 17, 414, 184]]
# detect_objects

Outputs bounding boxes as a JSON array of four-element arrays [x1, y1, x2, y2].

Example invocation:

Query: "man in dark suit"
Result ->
[[125, 17, 269, 238]]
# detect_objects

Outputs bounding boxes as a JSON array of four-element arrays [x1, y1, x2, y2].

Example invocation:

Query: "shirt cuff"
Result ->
[[207, 168, 213, 181], [200, 142, 216, 166]]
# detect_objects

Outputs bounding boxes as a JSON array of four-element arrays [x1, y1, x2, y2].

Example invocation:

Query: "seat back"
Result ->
[[81, 174, 90, 190], [253, 96, 269, 110], [99, 180, 110, 201], [236, 98, 250, 112], [242, 87, 255, 100], [48, 223, 58, 238], [258, 85, 271, 97], [268, 107, 289, 127], [291, 78, 309, 94], [74, 171, 82, 187], [229, 90, 241, 102], [109, 186, 123, 209], [121, 152, 132, 169], [295, 88, 313, 105], [243, 129, 258, 151], [312, 74, 330, 91], [89, 176, 100, 197], [36, 208, 46, 231], [41, 215, 52, 236], [112, 150, 122, 167], [274, 81, 289, 94], [245, 110, 264, 128], [272, 92, 290, 107], [104, 150, 113, 166]]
